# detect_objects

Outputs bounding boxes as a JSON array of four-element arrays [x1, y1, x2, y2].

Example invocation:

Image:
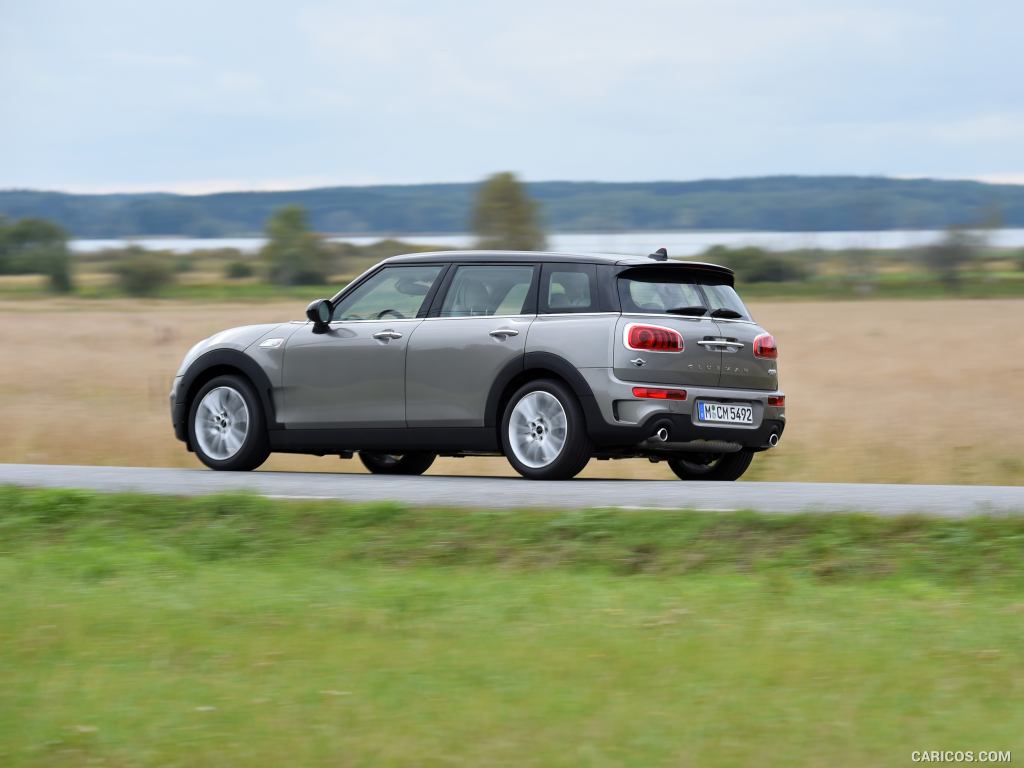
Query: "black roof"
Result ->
[[385, 250, 734, 277]]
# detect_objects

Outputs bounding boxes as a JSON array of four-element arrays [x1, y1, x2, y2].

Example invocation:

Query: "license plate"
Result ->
[[697, 401, 753, 425]]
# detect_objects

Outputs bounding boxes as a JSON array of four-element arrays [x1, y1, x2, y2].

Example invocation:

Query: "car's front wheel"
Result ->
[[188, 374, 270, 471], [667, 449, 754, 481], [359, 451, 437, 475], [501, 379, 591, 480]]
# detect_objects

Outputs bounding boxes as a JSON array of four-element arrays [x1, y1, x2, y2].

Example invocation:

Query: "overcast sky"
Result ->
[[1, 0, 1021, 193]]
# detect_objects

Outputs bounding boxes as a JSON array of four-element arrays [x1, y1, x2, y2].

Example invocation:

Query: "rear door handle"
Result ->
[[698, 339, 744, 348], [489, 328, 520, 339], [372, 330, 403, 341]]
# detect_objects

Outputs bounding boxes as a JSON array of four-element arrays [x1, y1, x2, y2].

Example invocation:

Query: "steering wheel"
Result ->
[[376, 309, 405, 319]]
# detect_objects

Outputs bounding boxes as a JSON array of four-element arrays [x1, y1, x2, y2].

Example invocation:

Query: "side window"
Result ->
[[332, 265, 443, 321], [541, 264, 597, 314], [439, 265, 536, 317]]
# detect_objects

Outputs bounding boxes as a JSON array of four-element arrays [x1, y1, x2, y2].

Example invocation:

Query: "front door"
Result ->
[[280, 264, 445, 427], [406, 263, 538, 426]]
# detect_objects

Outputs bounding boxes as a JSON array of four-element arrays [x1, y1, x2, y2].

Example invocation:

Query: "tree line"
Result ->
[[2, 175, 1023, 238], [2, 174, 1020, 297]]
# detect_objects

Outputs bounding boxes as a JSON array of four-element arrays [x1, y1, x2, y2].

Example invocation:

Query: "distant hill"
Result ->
[[1, 176, 1022, 238]]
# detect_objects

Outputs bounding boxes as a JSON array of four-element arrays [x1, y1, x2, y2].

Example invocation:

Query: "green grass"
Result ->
[[2, 487, 1023, 766]]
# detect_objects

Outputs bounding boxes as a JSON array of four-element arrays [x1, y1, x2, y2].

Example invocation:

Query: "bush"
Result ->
[[0, 216, 74, 292], [921, 228, 979, 290], [111, 247, 176, 296], [703, 245, 812, 283], [174, 256, 196, 273], [261, 206, 331, 286], [225, 260, 254, 279]]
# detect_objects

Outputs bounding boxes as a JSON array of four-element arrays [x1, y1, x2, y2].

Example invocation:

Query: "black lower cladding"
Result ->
[[268, 427, 500, 455], [583, 403, 786, 451], [266, 417, 783, 455]]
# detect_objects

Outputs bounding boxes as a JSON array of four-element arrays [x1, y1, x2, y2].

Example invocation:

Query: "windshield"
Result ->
[[617, 271, 752, 321]]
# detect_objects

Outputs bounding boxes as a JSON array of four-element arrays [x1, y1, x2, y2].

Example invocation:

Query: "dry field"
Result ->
[[0, 298, 1021, 485]]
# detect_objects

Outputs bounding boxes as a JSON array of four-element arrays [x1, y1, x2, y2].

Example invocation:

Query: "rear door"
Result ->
[[700, 283, 778, 391], [405, 263, 538, 426], [612, 267, 723, 387]]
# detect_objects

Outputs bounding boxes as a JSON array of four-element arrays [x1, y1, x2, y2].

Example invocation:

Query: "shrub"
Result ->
[[112, 247, 176, 296], [703, 245, 812, 283], [225, 260, 254, 279], [261, 206, 331, 286], [921, 228, 978, 290], [0, 217, 74, 292]]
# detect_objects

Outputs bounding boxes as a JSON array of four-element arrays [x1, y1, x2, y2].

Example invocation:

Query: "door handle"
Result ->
[[489, 328, 520, 339], [372, 330, 403, 341], [697, 339, 744, 349]]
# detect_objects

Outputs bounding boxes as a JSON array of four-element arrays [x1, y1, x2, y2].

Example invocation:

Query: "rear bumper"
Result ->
[[578, 368, 786, 450]]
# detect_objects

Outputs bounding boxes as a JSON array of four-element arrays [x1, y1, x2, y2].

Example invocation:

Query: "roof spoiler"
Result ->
[[619, 259, 735, 287]]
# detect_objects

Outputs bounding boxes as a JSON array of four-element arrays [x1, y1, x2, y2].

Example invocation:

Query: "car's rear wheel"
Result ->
[[189, 375, 270, 471], [667, 449, 754, 481], [359, 451, 436, 475], [501, 379, 591, 480]]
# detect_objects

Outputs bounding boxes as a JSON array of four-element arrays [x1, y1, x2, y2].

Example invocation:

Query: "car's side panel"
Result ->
[[279, 319, 421, 428], [525, 314, 619, 369], [405, 315, 535, 426]]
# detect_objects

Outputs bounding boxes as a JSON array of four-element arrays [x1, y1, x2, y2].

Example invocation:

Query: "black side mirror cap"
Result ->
[[306, 299, 332, 333]]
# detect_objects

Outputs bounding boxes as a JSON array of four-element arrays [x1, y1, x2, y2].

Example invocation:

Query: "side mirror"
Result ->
[[306, 298, 333, 333]]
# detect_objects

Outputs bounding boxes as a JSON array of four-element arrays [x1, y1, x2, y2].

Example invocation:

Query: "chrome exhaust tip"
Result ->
[[655, 427, 670, 442], [768, 433, 780, 447]]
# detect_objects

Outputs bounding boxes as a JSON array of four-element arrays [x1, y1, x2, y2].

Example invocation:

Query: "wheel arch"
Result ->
[[175, 349, 279, 445], [486, 351, 604, 439]]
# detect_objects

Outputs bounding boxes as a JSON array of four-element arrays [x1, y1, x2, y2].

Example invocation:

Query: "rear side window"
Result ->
[[617, 270, 751, 321], [541, 264, 597, 313], [439, 265, 536, 317]]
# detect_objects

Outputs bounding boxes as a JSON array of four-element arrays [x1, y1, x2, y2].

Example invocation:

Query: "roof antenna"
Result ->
[[649, 247, 668, 261]]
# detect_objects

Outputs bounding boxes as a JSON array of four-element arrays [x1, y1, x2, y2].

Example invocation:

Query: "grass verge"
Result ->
[[1, 487, 1022, 766]]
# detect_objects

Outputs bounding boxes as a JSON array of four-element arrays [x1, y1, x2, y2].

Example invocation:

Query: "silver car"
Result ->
[[171, 250, 785, 480]]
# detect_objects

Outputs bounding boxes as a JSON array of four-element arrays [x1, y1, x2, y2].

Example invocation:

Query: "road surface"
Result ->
[[0, 463, 1021, 517]]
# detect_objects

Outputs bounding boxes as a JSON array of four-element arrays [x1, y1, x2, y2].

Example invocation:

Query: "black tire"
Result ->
[[359, 451, 436, 475], [667, 449, 754, 481], [188, 374, 270, 471], [500, 379, 591, 480]]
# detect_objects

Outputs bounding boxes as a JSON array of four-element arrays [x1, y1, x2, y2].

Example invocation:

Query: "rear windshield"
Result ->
[[617, 271, 752, 321]]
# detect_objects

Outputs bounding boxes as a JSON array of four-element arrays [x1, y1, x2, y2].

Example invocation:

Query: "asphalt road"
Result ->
[[1, 463, 1022, 517]]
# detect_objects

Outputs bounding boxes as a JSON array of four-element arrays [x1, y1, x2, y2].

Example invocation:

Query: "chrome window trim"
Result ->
[[320, 311, 755, 325], [422, 313, 536, 322], [326, 317, 424, 326], [534, 311, 619, 318]]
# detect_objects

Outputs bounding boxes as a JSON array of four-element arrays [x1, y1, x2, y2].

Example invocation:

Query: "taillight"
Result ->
[[768, 395, 785, 407], [624, 323, 684, 352], [632, 387, 687, 400], [753, 333, 778, 359]]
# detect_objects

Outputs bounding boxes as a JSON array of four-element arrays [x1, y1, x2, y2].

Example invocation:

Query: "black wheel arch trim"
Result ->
[[484, 351, 606, 440], [173, 348, 279, 443]]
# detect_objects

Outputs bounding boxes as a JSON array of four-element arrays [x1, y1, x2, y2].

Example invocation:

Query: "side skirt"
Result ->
[[269, 426, 500, 455]]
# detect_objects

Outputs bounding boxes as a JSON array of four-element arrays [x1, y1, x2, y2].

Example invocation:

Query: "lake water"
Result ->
[[69, 228, 1024, 257]]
